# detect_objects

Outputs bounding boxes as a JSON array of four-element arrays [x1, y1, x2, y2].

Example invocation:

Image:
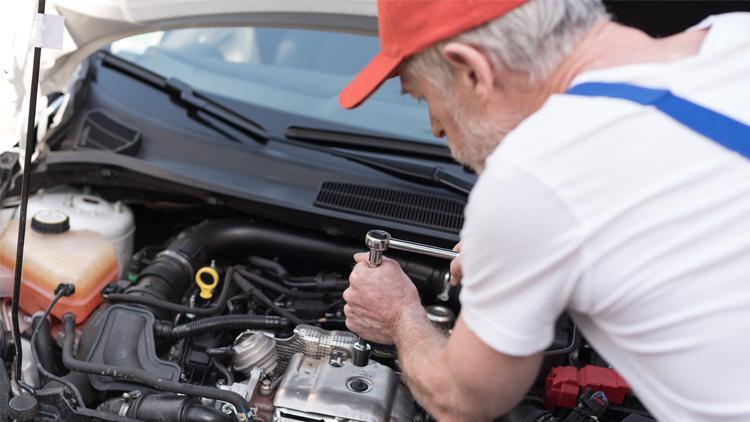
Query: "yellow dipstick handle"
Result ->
[[196, 266, 220, 299]]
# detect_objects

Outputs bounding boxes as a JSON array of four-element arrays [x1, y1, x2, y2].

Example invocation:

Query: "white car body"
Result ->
[[1, 0, 377, 150]]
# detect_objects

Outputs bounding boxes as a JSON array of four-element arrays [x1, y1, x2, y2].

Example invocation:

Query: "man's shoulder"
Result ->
[[488, 93, 641, 168]]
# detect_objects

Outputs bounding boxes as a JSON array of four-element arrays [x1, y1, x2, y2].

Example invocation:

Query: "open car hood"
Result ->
[[45, 0, 377, 94], [0, 0, 377, 149]]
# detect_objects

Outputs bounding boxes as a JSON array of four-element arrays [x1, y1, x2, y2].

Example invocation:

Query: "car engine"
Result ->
[[0, 189, 653, 422]]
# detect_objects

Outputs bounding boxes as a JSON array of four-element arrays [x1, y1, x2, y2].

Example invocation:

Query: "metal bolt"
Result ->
[[329, 352, 345, 368], [437, 271, 452, 302], [221, 403, 234, 415], [259, 379, 273, 397]]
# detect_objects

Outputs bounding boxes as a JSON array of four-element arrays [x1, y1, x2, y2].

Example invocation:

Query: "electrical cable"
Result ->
[[11, 0, 47, 387], [29, 284, 86, 407], [235, 268, 331, 300], [211, 360, 234, 386], [232, 272, 304, 325]]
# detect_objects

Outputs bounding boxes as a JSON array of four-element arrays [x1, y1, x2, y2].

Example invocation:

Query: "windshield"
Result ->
[[111, 27, 437, 145]]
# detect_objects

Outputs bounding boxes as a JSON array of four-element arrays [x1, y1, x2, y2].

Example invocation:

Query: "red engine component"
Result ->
[[544, 365, 630, 411]]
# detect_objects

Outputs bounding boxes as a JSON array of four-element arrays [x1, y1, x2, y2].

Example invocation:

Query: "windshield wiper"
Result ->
[[284, 126, 473, 196], [97, 51, 268, 144], [286, 126, 452, 161], [330, 149, 474, 196]]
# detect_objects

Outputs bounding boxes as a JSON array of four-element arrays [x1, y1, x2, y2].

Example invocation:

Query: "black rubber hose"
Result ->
[[61, 313, 252, 418], [232, 272, 304, 325], [99, 393, 233, 422], [29, 284, 86, 407], [31, 316, 61, 375], [247, 256, 287, 278], [31, 316, 88, 407], [105, 267, 237, 316], [153, 314, 288, 339]]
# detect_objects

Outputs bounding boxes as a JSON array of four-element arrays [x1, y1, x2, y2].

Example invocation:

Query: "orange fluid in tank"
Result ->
[[0, 219, 117, 322]]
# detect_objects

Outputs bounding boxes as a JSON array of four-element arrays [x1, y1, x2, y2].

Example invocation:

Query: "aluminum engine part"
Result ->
[[273, 353, 415, 422], [274, 324, 358, 374], [203, 367, 264, 417], [233, 331, 278, 376], [426, 305, 456, 334]]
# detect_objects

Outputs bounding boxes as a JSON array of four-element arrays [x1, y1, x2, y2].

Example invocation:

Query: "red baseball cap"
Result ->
[[339, 0, 528, 109]]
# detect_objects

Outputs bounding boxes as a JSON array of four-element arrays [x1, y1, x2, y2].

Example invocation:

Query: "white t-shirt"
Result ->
[[459, 13, 750, 422]]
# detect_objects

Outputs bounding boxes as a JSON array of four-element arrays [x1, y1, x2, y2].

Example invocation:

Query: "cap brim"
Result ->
[[339, 52, 402, 109]]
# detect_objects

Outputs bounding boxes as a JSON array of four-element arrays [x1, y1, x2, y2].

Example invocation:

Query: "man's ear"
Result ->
[[441, 42, 495, 101]]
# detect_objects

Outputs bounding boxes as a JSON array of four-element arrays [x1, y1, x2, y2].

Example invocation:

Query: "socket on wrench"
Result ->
[[365, 229, 457, 302]]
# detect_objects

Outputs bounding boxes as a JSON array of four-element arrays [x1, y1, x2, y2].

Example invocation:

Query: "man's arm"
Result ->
[[395, 309, 541, 420], [343, 254, 541, 420]]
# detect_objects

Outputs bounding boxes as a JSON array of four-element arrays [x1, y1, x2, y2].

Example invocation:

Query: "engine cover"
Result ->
[[273, 353, 415, 422]]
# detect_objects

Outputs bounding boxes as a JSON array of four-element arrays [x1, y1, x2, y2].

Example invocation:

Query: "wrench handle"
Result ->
[[388, 238, 458, 260]]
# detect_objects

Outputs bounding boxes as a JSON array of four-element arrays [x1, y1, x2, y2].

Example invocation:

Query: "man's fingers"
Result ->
[[348, 261, 370, 283], [353, 252, 369, 264], [342, 287, 355, 304], [450, 255, 462, 286], [450, 242, 463, 285], [354, 252, 399, 264], [344, 304, 360, 331]]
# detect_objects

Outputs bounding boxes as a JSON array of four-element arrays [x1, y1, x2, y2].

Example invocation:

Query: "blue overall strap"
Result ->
[[566, 82, 750, 160]]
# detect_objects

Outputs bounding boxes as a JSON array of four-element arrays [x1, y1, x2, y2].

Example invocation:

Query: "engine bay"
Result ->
[[0, 187, 653, 421]]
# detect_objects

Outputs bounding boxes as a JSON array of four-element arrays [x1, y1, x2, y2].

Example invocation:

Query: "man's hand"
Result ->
[[343, 251, 540, 420], [450, 242, 462, 286], [343, 253, 421, 344]]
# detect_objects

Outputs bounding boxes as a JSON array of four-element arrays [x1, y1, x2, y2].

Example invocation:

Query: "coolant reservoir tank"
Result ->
[[23, 192, 135, 276], [0, 211, 118, 322]]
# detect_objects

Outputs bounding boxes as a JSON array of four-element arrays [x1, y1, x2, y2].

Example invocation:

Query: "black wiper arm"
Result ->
[[286, 125, 452, 161], [98, 51, 268, 144], [331, 149, 474, 196]]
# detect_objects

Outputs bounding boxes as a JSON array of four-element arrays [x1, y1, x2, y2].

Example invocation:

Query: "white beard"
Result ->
[[446, 96, 523, 174]]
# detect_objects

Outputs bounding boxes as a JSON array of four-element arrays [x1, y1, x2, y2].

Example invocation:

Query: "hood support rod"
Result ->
[[11, 0, 47, 394]]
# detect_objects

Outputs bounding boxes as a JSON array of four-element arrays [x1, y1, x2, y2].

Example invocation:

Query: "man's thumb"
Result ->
[[353, 252, 370, 263]]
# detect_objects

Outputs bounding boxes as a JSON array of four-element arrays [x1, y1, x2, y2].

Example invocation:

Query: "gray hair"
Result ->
[[403, 0, 608, 93]]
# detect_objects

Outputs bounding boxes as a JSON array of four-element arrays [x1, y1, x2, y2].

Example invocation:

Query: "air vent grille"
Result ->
[[315, 181, 465, 233], [75, 110, 141, 156]]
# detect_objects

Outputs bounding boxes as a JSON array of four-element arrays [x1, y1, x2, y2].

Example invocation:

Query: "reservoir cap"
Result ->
[[31, 210, 70, 234]]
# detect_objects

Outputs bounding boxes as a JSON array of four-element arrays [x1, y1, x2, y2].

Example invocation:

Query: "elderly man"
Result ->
[[338, 0, 750, 421]]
